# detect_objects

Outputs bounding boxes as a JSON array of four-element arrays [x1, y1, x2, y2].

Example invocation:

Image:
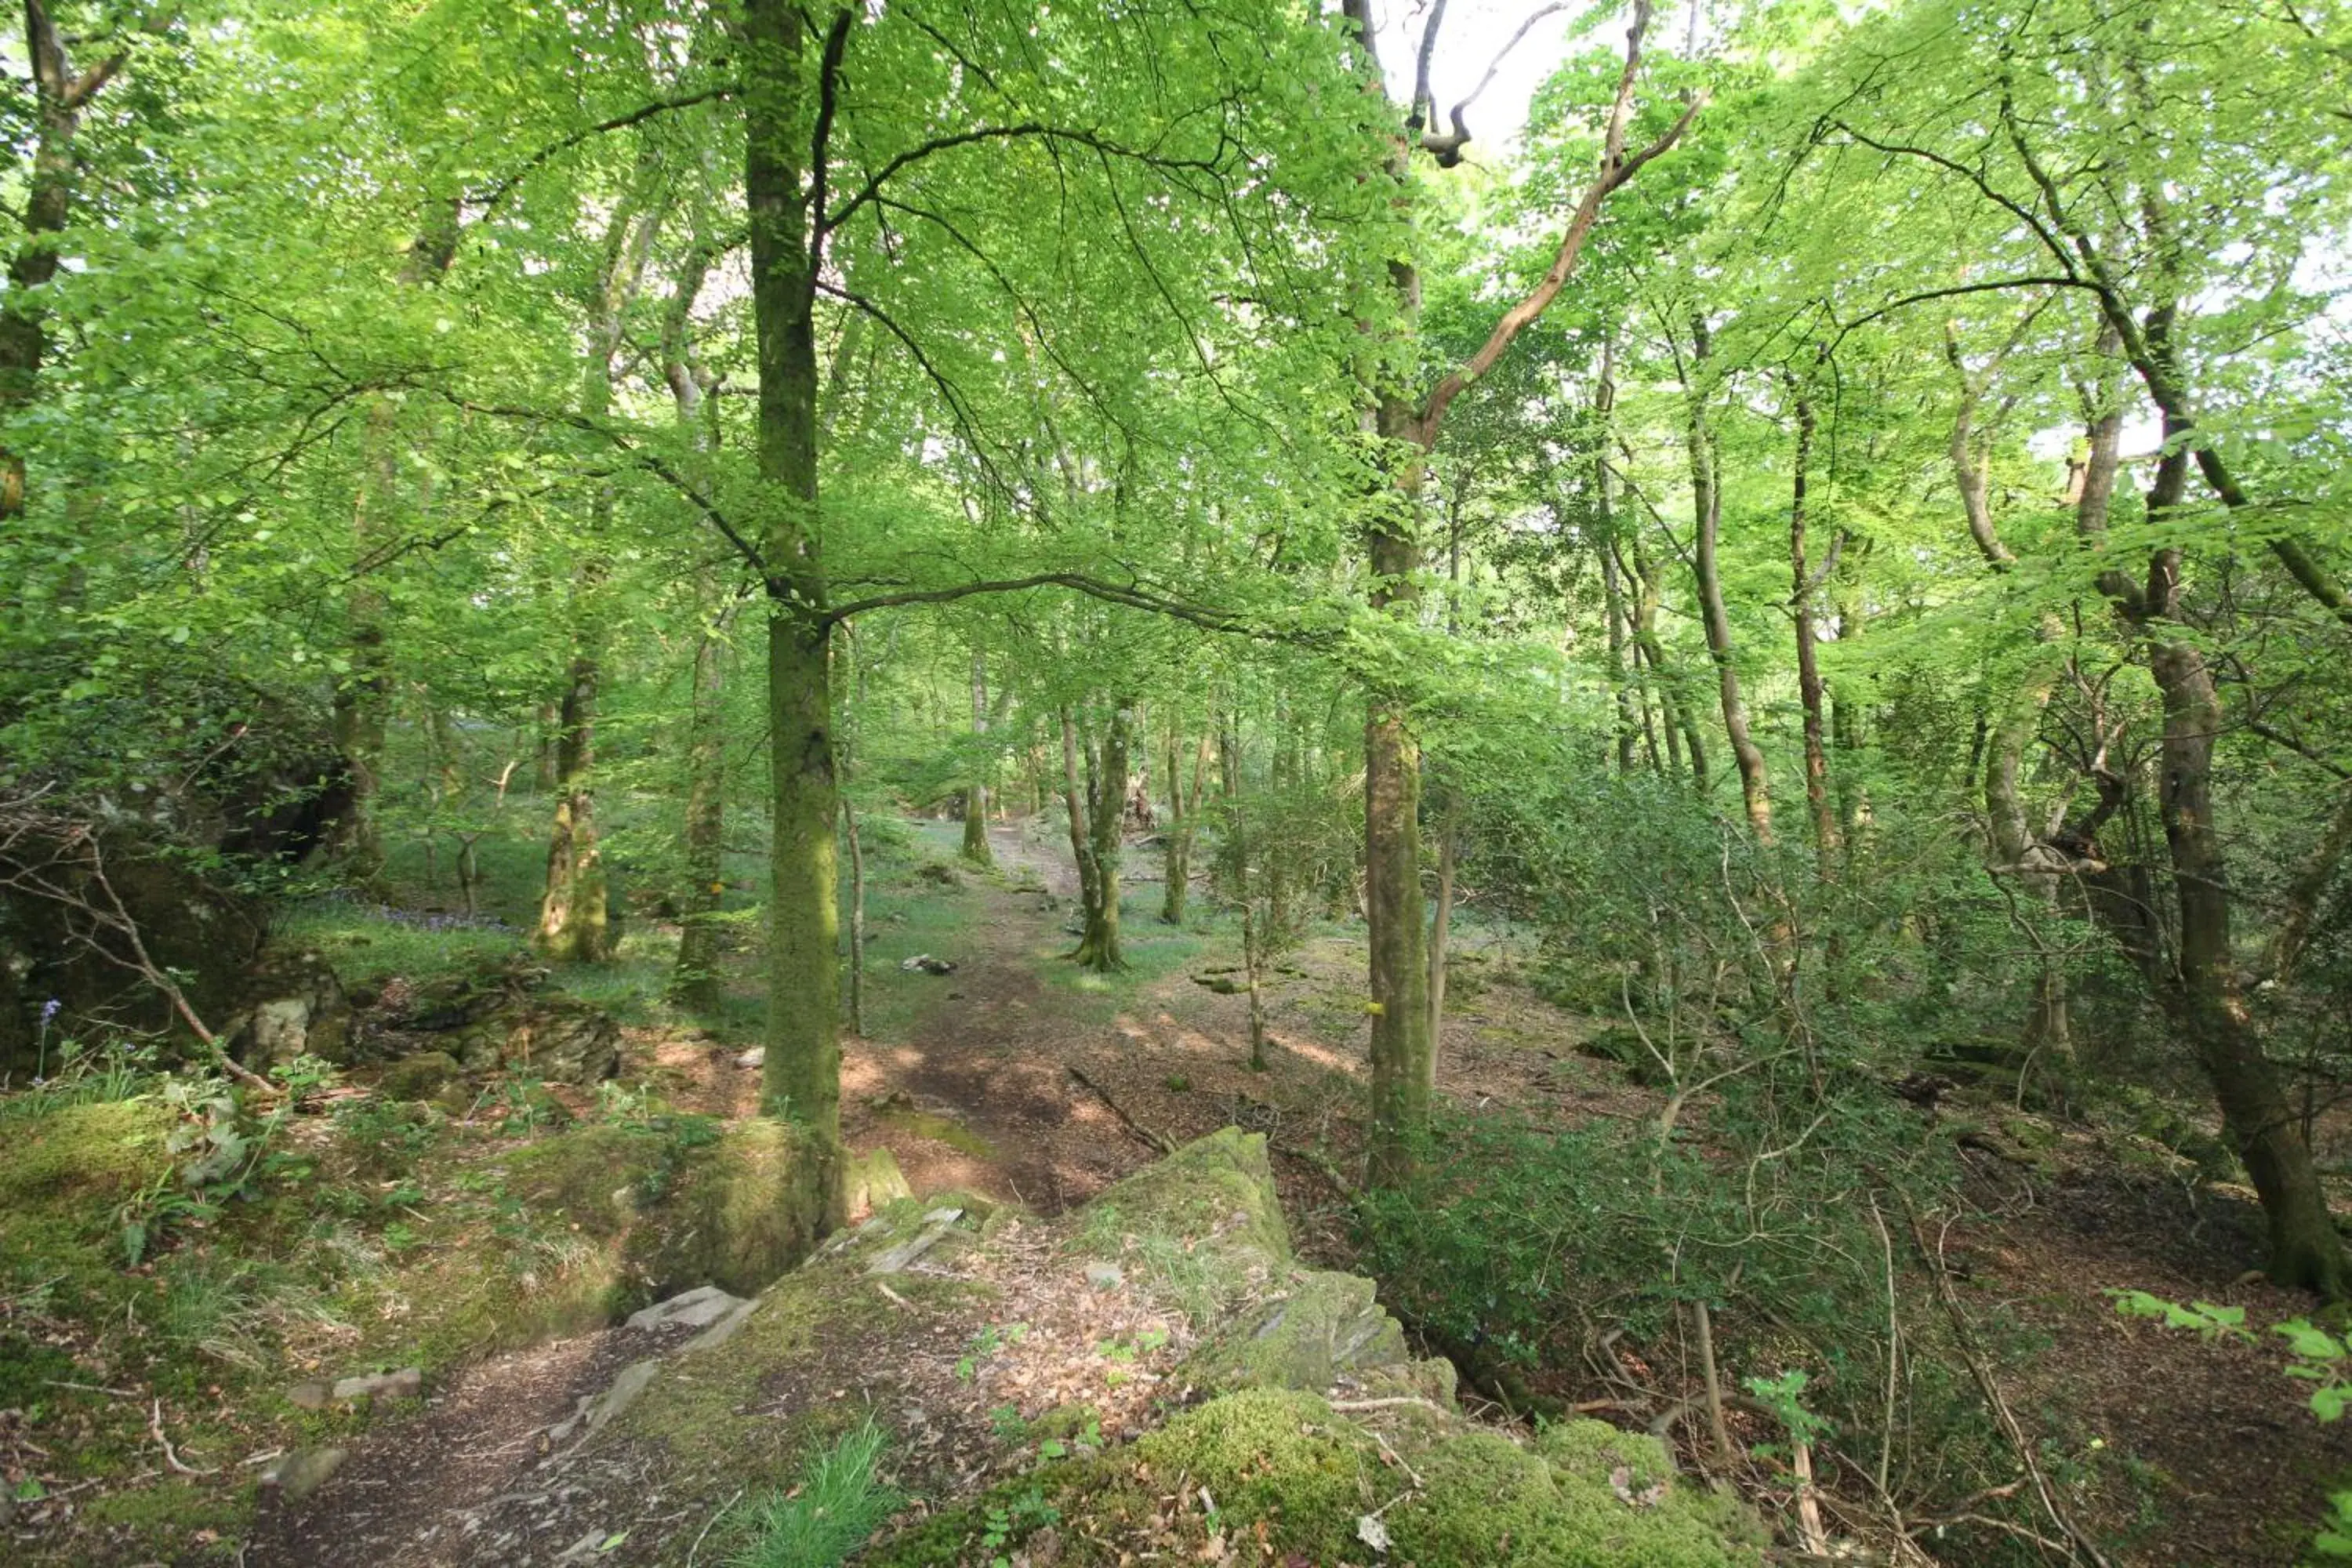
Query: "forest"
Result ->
[[2, 0, 2349, 1563]]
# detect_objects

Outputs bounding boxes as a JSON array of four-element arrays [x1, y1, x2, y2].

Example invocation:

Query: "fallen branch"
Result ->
[[1066, 1065, 1177, 1154], [151, 1398, 215, 1476]]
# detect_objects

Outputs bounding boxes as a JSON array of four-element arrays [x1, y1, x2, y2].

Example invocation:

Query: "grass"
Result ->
[[725, 1415, 902, 1568]]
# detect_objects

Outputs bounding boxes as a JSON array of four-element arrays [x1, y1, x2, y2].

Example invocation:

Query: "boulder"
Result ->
[[222, 950, 351, 1071], [378, 1049, 460, 1102]]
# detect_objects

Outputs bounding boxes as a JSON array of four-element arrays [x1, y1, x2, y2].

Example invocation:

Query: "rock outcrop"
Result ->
[[261, 1128, 1762, 1565]]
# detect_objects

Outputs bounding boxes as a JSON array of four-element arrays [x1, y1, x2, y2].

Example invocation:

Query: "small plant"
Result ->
[[988, 1403, 1030, 1443], [726, 1415, 901, 1568], [956, 1321, 1028, 1380], [979, 1484, 1060, 1568], [1744, 1368, 1833, 1457]]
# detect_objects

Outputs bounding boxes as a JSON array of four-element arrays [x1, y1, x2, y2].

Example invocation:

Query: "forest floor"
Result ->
[[7, 815, 2348, 1564], [604, 818, 2352, 1564]]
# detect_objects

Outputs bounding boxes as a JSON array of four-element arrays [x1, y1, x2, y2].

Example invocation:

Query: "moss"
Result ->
[[0, 1098, 173, 1204], [611, 1207, 998, 1490], [1184, 1269, 1417, 1396], [0, 1099, 173, 1308], [877, 1105, 997, 1158], [77, 1473, 254, 1558], [866, 1387, 1765, 1568], [1071, 1129, 1290, 1326]]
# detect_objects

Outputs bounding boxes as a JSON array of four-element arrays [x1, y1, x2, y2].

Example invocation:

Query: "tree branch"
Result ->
[[1414, 1, 1697, 441], [818, 570, 1330, 644], [473, 87, 739, 217]]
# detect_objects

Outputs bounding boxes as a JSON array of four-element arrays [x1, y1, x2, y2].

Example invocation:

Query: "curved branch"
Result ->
[[820, 570, 1330, 644], [474, 87, 738, 217]]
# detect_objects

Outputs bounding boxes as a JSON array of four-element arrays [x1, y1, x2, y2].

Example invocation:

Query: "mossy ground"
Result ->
[[0, 1070, 816, 1564]]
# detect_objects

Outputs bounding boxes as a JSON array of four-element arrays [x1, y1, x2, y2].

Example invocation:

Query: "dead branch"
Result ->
[[1066, 1065, 1177, 1154]]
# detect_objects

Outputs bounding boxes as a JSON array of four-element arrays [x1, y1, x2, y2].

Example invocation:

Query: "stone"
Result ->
[[625, 1285, 747, 1332], [585, 1360, 659, 1432], [867, 1221, 955, 1276], [284, 1379, 333, 1411], [1083, 1261, 1124, 1290], [899, 953, 956, 975], [506, 999, 620, 1084], [379, 1050, 460, 1102], [261, 1446, 347, 1502], [330, 1367, 423, 1403], [683, 1298, 762, 1353], [223, 951, 351, 1070], [734, 1046, 765, 1068], [1184, 1272, 1420, 1399]]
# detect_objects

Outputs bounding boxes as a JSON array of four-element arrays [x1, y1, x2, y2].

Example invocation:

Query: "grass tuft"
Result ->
[[725, 1414, 902, 1568]]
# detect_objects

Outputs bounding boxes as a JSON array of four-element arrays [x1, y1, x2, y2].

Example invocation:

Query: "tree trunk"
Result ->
[[0, 4, 122, 520], [1072, 700, 1131, 971], [2072, 380, 2350, 1294], [844, 795, 866, 1037], [1363, 419, 1431, 1184], [1427, 793, 1459, 1053], [1242, 900, 1270, 1073], [1162, 730, 1209, 924], [963, 647, 994, 867], [746, 0, 842, 1215], [1788, 379, 1839, 875], [1061, 705, 1102, 921], [1596, 339, 1639, 774], [1686, 325, 1770, 843], [535, 646, 609, 963], [671, 615, 730, 1011]]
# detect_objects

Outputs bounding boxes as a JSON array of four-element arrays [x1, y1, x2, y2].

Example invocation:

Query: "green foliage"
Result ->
[[725, 1416, 902, 1568]]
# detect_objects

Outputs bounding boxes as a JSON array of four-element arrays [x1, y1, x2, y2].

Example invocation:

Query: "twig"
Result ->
[[1691, 1300, 1733, 1462], [1066, 1066, 1177, 1154], [1329, 1396, 1447, 1414], [685, 1486, 744, 1568], [151, 1398, 216, 1475], [1368, 1426, 1425, 1490], [43, 1378, 139, 1397], [876, 1282, 912, 1310]]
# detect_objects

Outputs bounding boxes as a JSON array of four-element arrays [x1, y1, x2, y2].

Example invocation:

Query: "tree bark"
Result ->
[[962, 646, 995, 866], [1071, 700, 1131, 971], [746, 0, 843, 1214], [672, 615, 731, 1010], [0, 3, 125, 519], [1788, 378, 1839, 876], [1162, 729, 1209, 924], [1686, 324, 1770, 843], [534, 646, 610, 963]]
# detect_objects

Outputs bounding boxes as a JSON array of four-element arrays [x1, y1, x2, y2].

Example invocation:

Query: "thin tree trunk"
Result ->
[[1788, 377, 1840, 877], [1072, 700, 1131, 971], [1061, 703, 1103, 924], [963, 647, 994, 866], [0, 4, 124, 520], [1162, 730, 1209, 924], [535, 645, 609, 963], [1687, 323, 1770, 842], [672, 615, 731, 1010], [844, 796, 866, 1037], [1242, 901, 1270, 1072], [1597, 338, 1639, 774]]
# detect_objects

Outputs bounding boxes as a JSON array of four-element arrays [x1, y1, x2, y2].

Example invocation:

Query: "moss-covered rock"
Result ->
[[377, 1049, 460, 1102], [869, 1387, 1762, 1568]]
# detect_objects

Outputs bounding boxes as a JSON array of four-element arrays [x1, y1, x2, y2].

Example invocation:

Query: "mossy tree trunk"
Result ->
[[535, 641, 610, 963], [662, 221, 729, 1012], [746, 0, 847, 1224], [1071, 699, 1131, 971], [1161, 728, 1209, 924]]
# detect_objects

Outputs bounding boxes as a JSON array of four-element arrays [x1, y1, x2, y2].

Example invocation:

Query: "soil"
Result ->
[[158, 821, 2352, 1563]]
